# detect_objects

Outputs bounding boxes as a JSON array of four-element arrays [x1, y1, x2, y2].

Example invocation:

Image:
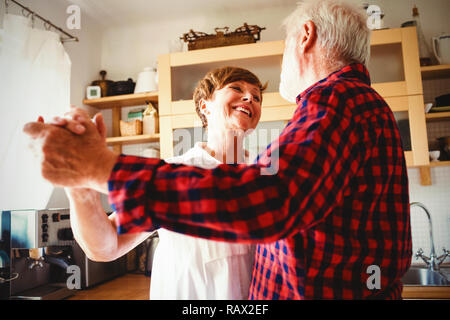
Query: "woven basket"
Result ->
[[181, 23, 265, 51], [120, 119, 142, 136]]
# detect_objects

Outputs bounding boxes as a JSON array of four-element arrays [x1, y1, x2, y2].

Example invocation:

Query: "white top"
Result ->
[[149, 143, 255, 300]]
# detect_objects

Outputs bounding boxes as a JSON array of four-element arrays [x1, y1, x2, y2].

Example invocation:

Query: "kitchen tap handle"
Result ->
[[437, 248, 450, 264], [415, 248, 424, 259], [415, 248, 431, 265]]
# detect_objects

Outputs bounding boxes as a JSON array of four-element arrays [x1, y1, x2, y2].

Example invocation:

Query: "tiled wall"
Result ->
[[408, 166, 450, 265]]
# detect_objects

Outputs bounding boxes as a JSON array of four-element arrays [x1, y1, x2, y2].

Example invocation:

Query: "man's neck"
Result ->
[[301, 49, 346, 93]]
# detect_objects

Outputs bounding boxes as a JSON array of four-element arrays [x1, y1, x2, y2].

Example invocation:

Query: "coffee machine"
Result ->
[[1, 208, 127, 300], [8, 208, 76, 299], [0, 210, 13, 299]]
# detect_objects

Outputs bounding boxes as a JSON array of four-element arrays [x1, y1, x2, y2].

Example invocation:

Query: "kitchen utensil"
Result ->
[[432, 34, 450, 65], [111, 78, 135, 95], [91, 70, 114, 97], [134, 67, 158, 93], [429, 150, 440, 162]]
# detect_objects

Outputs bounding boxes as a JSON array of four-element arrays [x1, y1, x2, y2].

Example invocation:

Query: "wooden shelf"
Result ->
[[106, 134, 160, 146], [425, 110, 450, 121], [169, 40, 284, 67], [83, 92, 160, 153], [421, 64, 450, 80], [429, 160, 450, 168], [83, 92, 158, 109]]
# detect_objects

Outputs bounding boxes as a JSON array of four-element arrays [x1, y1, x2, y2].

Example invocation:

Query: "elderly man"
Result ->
[[24, 0, 411, 299]]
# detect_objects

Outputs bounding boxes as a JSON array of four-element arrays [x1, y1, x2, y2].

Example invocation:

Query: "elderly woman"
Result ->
[[52, 66, 266, 300], [150, 66, 265, 299]]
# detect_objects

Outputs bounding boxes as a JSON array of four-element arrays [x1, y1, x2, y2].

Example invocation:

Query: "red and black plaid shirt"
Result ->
[[109, 63, 412, 299]]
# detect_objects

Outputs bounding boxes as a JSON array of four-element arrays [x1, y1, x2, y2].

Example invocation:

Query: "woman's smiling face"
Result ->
[[201, 81, 262, 132]]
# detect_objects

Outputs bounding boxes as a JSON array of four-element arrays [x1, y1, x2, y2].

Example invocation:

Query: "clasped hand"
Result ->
[[23, 106, 117, 193]]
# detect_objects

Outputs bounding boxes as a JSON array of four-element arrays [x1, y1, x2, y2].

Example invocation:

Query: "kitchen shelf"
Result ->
[[425, 110, 450, 121], [83, 92, 160, 153], [421, 64, 450, 80], [83, 91, 158, 109], [429, 160, 450, 168], [106, 134, 160, 146]]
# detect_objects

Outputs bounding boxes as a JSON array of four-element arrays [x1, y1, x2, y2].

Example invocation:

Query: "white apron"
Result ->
[[149, 143, 255, 300]]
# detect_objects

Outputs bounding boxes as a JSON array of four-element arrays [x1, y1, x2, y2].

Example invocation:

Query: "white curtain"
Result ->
[[0, 14, 71, 210]]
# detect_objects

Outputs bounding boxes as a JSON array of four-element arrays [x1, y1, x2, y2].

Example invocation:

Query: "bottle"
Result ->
[[412, 5, 432, 66]]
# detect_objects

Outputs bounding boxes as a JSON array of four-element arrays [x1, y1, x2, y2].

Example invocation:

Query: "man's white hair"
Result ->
[[283, 0, 371, 67]]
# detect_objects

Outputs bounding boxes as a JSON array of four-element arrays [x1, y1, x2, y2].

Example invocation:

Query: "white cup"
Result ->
[[432, 34, 450, 65], [429, 150, 440, 162]]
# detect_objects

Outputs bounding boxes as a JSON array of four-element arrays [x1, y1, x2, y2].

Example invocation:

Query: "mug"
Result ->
[[432, 34, 450, 65]]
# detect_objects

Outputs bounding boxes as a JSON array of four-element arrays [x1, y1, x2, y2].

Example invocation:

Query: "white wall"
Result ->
[[0, 0, 104, 209]]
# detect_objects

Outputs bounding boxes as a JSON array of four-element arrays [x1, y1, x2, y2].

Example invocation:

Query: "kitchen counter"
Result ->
[[402, 286, 450, 299], [66, 273, 449, 300], [67, 273, 150, 300]]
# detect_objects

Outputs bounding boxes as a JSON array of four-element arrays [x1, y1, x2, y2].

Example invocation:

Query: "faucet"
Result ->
[[410, 202, 450, 271]]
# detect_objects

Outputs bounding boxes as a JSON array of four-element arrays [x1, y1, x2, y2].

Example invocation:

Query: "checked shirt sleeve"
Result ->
[[109, 94, 365, 243]]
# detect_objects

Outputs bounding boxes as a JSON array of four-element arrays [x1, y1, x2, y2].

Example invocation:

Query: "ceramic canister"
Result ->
[[135, 67, 158, 93]]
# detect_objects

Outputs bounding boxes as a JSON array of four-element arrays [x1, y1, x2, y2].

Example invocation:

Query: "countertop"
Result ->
[[66, 273, 449, 300], [67, 273, 150, 300]]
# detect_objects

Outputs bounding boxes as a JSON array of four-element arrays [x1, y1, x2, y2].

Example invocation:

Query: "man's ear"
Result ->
[[298, 20, 317, 54]]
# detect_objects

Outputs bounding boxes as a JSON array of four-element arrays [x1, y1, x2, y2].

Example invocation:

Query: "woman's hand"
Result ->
[[38, 105, 107, 139]]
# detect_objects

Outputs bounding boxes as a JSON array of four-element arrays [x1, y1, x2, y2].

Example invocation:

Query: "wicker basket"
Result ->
[[181, 23, 265, 51], [120, 119, 142, 136]]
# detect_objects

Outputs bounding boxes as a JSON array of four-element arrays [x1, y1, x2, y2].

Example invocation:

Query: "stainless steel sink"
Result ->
[[401, 267, 450, 286]]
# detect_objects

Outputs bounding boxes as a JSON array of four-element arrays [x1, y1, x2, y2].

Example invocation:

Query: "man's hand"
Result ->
[[44, 106, 107, 139], [23, 108, 117, 193]]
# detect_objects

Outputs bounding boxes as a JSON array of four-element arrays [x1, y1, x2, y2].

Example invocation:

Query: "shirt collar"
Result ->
[[296, 63, 371, 104]]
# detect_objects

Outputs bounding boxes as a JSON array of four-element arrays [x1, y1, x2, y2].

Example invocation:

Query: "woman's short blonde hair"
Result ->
[[193, 66, 267, 128], [282, 0, 371, 67]]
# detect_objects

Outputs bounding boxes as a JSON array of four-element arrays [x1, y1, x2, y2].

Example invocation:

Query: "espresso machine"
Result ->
[[8, 208, 76, 299], [0, 210, 13, 299], [1, 208, 127, 300]]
